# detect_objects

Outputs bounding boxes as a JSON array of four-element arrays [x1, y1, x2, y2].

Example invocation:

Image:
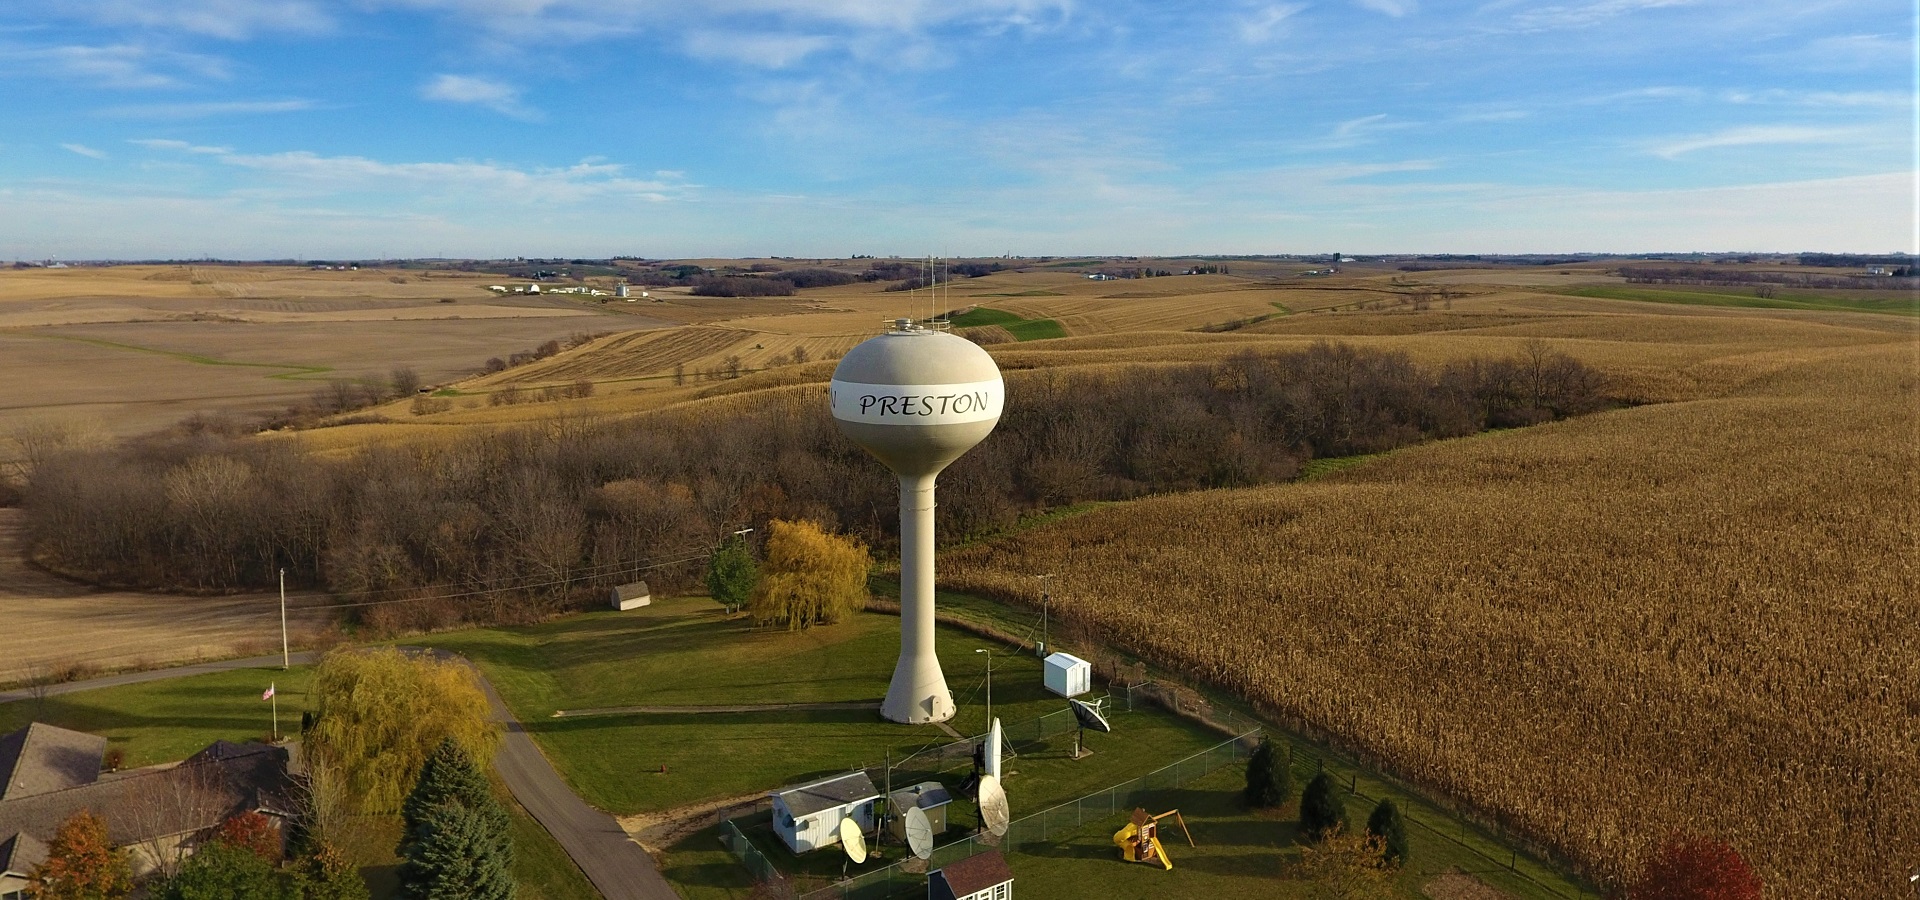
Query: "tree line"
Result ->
[[19, 341, 1609, 621]]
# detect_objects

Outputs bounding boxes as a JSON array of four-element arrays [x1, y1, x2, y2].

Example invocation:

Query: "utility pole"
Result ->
[[279, 568, 289, 670], [1035, 574, 1054, 656]]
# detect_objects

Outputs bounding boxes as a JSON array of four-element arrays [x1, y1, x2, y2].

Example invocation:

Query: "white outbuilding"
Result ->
[[610, 581, 650, 611], [770, 771, 879, 855], [886, 780, 953, 842], [1042, 652, 1091, 699]]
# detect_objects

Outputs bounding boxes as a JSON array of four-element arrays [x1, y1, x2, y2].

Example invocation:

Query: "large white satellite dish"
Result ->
[[978, 774, 1010, 837], [904, 806, 934, 860], [985, 717, 1003, 780], [839, 816, 868, 864]]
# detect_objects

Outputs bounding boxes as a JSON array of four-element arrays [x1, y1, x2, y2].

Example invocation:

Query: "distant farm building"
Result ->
[[770, 771, 878, 854], [928, 849, 1014, 900], [611, 581, 651, 611]]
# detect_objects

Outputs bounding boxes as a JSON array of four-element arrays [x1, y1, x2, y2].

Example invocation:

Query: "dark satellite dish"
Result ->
[[1069, 698, 1112, 733]]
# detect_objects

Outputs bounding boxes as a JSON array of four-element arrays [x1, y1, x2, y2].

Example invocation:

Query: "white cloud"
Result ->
[[1721, 89, 1910, 108], [1650, 125, 1859, 159], [420, 74, 539, 119], [3, 44, 229, 88], [1356, 0, 1417, 16], [684, 30, 836, 68], [1507, 0, 1692, 31], [27, 0, 333, 40], [1797, 33, 1911, 71], [132, 139, 693, 203], [96, 99, 318, 119], [1237, 4, 1306, 42], [60, 143, 108, 159]]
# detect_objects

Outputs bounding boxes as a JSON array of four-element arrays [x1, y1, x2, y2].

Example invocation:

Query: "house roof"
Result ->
[[0, 737, 292, 849], [0, 723, 107, 802], [930, 850, 1013, 899], [0, 831, 48, 877], [771, 771, 879, 820], [613, 581, 650, 601], [889, 781, 951, 810]]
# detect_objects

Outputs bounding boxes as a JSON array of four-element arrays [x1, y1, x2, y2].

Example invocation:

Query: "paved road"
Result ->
[[0, 650, 675, 900]]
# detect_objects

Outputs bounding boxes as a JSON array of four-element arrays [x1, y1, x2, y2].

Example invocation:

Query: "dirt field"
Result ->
[[0, 508, 333, 685], [0, 264, 661, 444]]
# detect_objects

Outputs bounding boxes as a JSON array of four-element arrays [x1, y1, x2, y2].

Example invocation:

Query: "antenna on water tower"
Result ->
[[830, 317, 1004, 723]]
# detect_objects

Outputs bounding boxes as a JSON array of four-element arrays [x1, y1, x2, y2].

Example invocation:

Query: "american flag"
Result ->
[[261, 683, 275, 701]]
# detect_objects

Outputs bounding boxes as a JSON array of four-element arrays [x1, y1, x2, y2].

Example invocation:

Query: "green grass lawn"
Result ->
[[943, 306, 1067, 340], [0, 665, 312, 767], [1557, 284, 1920, 316], [420, 597, 1220, 816]]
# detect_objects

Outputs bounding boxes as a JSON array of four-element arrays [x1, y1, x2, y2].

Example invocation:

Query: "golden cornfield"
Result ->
[[945, 305, 1919, 897]]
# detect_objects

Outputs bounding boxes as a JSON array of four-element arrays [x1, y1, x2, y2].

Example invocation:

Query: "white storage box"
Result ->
[[1043, 652, 1091, 698]]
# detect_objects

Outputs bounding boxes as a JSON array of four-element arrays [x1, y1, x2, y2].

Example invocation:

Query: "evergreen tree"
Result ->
[[1299, 772, 1348, 840], [705, 534, 758, 615], [1365, 799, 1409, 867], [397, 802, 515, 900], [397, 739, 513, 900], [1242, 737, 1293, 808]]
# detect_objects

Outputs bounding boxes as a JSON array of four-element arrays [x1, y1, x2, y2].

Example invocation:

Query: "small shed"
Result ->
[[928, 849, 1013, 900], [611, 581, 650, 611], [886, 781, 952, 841], [1043, 652, 1091, 698], [771, 771, 879, 855], [615, 283, 631, 298]]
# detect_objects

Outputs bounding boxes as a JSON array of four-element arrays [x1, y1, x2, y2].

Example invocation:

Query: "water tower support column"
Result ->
[[883, 472, 953, 724]]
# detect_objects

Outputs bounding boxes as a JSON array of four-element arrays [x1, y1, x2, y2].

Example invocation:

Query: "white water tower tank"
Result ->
[[831, 319, 1003, 724]]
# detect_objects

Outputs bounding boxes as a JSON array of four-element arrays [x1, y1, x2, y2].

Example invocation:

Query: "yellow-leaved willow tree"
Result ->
[[307, 648, 499, 814], [748, 519, 871, 631]]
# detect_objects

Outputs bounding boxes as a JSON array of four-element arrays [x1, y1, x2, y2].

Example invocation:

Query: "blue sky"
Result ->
[[1, 0, 1912, 258]]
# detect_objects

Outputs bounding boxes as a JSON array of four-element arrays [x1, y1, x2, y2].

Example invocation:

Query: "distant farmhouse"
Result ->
[[0, 723, 296, 895]]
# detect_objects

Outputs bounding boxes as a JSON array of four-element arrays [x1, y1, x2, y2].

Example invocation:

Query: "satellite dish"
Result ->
[[1070, 699, 1113, 733], [839, 817, 867, 864], [985, 717, 1003, 780], [905, 806, 934, 860], [978, 774, 1010, 837]]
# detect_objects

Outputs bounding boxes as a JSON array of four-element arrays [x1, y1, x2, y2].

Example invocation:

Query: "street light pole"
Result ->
[[278, 568, 289, 670], [1035, 574, 1054, 656], [976, 648, 992, 725]]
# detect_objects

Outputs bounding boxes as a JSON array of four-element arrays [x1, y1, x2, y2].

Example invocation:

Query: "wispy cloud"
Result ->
[[2, 43, 229, 88], [1650, 125, 1859, 159], [30, 0, 333, 40], [1237, 4, 1307, 43], [1796, 33, 1911, 71], [684, 31, 836, 68], [1507, 0, 1693, 31], [131, 139, 694, 203], [1356, 0, 1417, 16], [1293, 114, 1415, 150], [60, 143, 107, 159], [420, 74, 539, 119], [96, 99, 318, 119]]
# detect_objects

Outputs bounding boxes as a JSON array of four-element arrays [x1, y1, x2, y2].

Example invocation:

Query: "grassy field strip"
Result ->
[[945, 306, 1067, 340], [1556, 285, 1920, 316], [25, 332, 336, 379]]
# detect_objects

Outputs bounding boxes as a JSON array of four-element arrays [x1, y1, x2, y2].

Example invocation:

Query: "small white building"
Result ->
[[1043, 652, 1091, 699], [770, 771, 878, 855], [611, 581, 650, 611], [615, 283, 630, 298], [929, 850, 1013, 900], [886, 781, 952, 842]]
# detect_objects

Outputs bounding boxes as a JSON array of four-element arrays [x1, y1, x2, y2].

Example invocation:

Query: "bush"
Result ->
[[1364, 799, 1408, 866], [1628, 833, 1762, 900], [748, 520, 870, 630], [706, 535, 759, 615], [1243, 737, 1292, 808], [153, 842, 286, 900], [1299, 772, 1348, 840]]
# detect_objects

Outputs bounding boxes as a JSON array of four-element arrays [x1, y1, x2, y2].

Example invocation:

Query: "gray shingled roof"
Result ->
[[0, 831, 49, 877], [771, 771, 879, 820], [930, 849, 1013, 899], [0, 739, 292, 850], [0, 723, 107, 801]]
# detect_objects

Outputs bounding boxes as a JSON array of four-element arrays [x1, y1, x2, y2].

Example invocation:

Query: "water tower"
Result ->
[[831, 319, 1003, 724]]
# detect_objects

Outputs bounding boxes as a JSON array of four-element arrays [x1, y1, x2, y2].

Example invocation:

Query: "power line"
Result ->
[[288, 549, 715, 612]]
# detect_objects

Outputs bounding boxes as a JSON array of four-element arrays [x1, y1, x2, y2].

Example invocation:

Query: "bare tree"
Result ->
[[389, 365, 422, 397]]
